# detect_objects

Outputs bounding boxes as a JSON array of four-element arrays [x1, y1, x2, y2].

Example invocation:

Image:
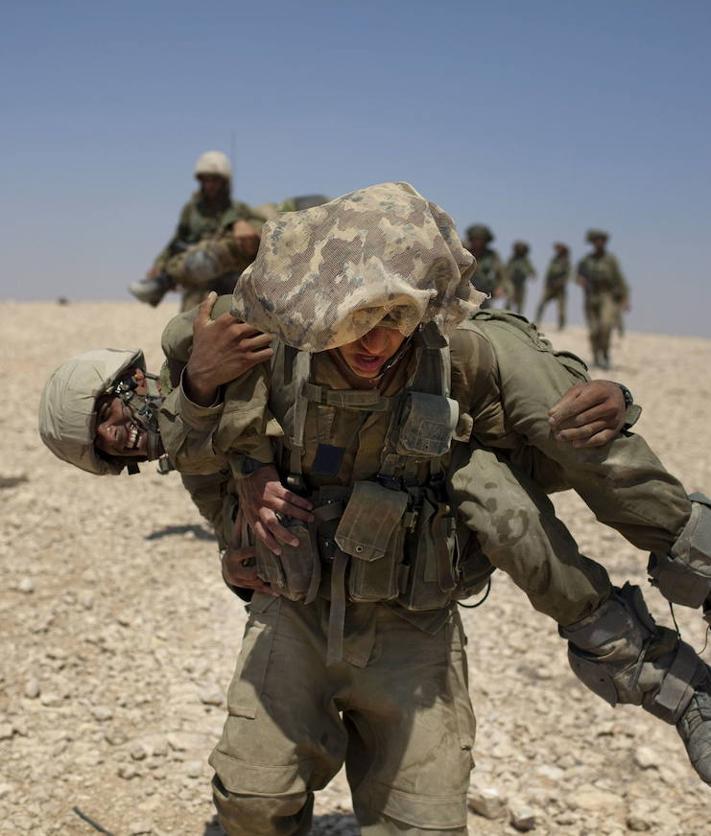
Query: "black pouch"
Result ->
[[398, 491, 457, 611], [335, 481, 408, 602]]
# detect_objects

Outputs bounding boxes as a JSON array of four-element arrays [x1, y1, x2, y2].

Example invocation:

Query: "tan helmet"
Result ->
[[194, 150, 232, 181], [39, 348, 145, 475], [232, 181, 486, 352]]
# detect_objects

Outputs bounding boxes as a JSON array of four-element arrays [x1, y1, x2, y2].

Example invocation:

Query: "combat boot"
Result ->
[[677, 675, 711, 784], [560, 584, 711, 784], [128, 274, 174, 306]]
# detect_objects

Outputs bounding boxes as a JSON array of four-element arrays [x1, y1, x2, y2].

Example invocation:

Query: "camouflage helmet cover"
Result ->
[[465, 224, 494, 243], [38, 348, 145, 475], [231, 182, 485, 352], [586, 228, 609, 243], [194, 150, 232, 181]]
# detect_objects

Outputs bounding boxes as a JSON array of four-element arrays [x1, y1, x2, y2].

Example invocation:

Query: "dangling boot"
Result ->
[[128, 273, 174, 306]]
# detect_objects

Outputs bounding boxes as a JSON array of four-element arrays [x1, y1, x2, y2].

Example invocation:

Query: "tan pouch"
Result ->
[[255, 520, 320, 603], [335, 481, 408, 602], [396, 392, 459, 458], [399, 493, 457, 611]]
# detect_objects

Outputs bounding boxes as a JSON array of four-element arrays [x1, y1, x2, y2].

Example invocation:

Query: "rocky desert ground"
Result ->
[[1, 300, 710, 835]]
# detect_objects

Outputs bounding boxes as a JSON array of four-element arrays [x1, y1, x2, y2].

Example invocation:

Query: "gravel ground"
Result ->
[[1, 301, 709, 835]]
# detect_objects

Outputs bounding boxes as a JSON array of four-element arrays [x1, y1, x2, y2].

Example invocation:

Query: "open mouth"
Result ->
[[126, 421, 142, 451], [354, 353, 384, 372]]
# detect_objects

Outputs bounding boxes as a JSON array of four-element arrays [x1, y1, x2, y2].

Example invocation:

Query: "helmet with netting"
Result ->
[[231, 181, 485, 352], [194, 150, 232, 181]]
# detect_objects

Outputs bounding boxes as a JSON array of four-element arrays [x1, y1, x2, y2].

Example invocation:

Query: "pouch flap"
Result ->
[[396, 393, 459, 457], [335, 481, 408, 561]]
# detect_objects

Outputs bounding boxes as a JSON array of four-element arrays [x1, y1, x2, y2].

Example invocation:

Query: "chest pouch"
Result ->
[[254, 518, 321, 604], [398, 489, 458, 611], [334, 481, 409, 603], [396, 393, 459, 459]]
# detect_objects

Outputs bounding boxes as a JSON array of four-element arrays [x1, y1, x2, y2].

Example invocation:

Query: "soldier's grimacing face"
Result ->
[[94, 395, 149, 458], [336, 326, 406, 379]]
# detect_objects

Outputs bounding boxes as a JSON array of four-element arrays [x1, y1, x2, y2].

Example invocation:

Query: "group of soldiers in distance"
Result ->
[[129, 151, 630, 370], [462, 224, 629, 370]]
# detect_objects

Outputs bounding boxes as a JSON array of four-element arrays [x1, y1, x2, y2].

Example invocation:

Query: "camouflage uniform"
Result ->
[[153, 191, 266, 311], [535, 245, 570, 329], [463, 224, 507, 309], [577, 230, 629, 367], [505, 242, 536, 314], [164, 184, 711, 833]]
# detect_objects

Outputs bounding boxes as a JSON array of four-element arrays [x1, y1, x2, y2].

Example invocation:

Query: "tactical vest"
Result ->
[[251, 323, 461, 663]]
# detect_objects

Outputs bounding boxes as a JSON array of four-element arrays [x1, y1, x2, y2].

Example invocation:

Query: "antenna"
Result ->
[[230, 130, 236, 175]]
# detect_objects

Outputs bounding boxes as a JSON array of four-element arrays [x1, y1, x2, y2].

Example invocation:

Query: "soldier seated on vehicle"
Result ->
[[161, 183, 710, 834]]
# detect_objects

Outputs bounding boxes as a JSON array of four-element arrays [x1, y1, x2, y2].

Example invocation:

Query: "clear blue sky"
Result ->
[[2, 0, 709, 336]]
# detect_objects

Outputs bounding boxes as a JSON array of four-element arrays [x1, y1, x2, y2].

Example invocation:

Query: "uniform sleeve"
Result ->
[[468, 319, 690, 552], [179, 471, 234, 550], [163, 235, 255, 286], [610, 255, 629, 303], [151, 202, 192, 272]]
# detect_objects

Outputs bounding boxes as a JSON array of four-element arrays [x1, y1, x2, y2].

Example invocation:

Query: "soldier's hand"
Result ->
[[548, 380, 626, 448], [237, 464, 314, 555], [183, 292, 273, 405], [232, 220, 261, 259], [221, 546, 278, 596]]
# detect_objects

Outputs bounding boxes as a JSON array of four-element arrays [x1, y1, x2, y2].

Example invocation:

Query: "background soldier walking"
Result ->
[[463, 224, 507, 308], [505, 240, 536, 313], [577, 229, 630, 368], [535, 242, 570, 330]]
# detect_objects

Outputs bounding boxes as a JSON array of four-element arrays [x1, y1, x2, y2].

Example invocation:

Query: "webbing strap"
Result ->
[[326, 550, 349, 666], [303, 383, 395, 412], [653, 641, 699, 722]]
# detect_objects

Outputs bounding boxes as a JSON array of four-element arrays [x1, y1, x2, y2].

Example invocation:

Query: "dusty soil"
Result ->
[[1, 301, 710, 835]]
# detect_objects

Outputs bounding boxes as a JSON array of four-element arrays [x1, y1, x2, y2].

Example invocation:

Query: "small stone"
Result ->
[[18, 577, 34, 594], [185, 760, 203, 779], [633, 745, 659, 770], [24, 678, 41, 699], [167, 733, 190, 751], [0, 724, 14, 741], [118, 764, 139, 779], [0, 783, 13, 799], [467, 785, 508, 819], [130, 742, 148, 761], [567, 786, 624, 813], [128, 821, 152, 835], [91, 706, 113, 722], [509, 801, 537, 832], [78, 591, 94, 610], [627, 815, 651, 832], [104, 728, 127, 746], [151, 740, 168, 758], [198, 685, 224, 707]]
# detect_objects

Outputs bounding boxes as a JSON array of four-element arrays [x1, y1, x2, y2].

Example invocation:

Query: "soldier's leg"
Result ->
[[557, 288, 566, 330], [448, 443, 612, 626], [346, 608, 474, 835], [534, 291, 547, 324], [587, 298, 603, 365], [598, 293, 617, 367], [209, 595, 349, 836], [561, 583, 711, 783]]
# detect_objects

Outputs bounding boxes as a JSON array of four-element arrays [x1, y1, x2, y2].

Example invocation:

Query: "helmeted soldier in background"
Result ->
[[463, 223, 507, 308], [128, 150, 265, 311], [535, 242, 571, 330], [165, 183, 711, 833], [505, 240, 536, 313], [577, 229, 630, 369]]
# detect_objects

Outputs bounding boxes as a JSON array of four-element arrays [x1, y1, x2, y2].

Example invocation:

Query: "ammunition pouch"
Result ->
[[335, 481, 408, 603], [254, 520, 321, 603], [562, 584, 703, 725], [397, 488, 458, 611], [396, 393, 459, 459], [648, 494, 711, 609]]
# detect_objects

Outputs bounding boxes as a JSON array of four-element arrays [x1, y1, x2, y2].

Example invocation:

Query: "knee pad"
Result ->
[[648, 494, 711, 609]]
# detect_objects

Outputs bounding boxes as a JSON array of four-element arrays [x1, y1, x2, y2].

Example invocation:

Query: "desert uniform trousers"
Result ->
[[535, 285, 567, 329], [210, 595, 476, 835], [585, 291, 617, 362]]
